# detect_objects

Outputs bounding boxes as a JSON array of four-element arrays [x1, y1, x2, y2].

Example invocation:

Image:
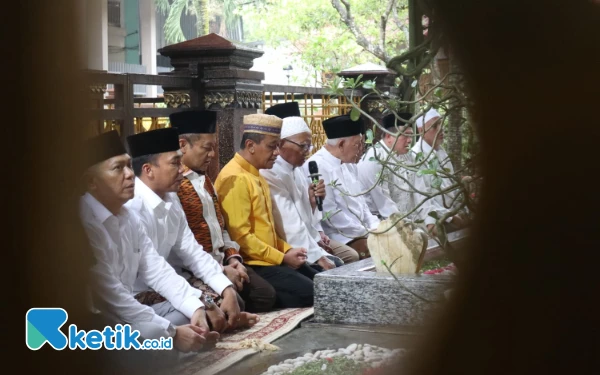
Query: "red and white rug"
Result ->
[[176, 307, 314, 375]]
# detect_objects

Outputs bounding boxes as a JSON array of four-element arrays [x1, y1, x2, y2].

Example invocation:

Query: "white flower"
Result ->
[[321, 364, 327, 371]]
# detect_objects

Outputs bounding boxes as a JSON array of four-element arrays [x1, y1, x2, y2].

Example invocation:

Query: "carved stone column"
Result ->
[[158, 33, 265, 179]]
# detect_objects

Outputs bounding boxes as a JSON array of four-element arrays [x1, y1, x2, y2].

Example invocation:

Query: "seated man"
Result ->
[[80, 130, 215, 352], [262, 102, 359, 268], [412, 108, 467, 233], [125, 128, 257, 333], [172, 110, 276, 313], [358, 112, 432, 223], [215, 114, 316, 308], [305, 115, 380, 259]]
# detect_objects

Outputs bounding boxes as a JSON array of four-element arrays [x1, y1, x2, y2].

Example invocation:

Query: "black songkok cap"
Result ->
[[265, 102, 301, 119], [85, 130, 127, 168], [170, 110, 217, 134], [126, 128, 180, 158], [322, 115, 364, 139], [382, 112, 413, 129]]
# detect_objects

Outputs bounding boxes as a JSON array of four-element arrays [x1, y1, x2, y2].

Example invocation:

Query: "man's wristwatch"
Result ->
[[167, 322, 176, 338], [201, 294, 217, 311]]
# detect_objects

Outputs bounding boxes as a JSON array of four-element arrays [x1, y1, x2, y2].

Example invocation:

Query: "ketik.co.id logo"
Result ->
[[26, 308, 172, 350], [26, 308, 69, 350]]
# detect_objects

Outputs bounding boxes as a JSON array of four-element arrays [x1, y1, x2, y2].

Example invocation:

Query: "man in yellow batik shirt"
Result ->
[[215, 113, 318, 308]]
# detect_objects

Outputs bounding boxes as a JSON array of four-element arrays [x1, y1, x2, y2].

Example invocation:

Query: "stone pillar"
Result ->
[[338, 63, 398, 141], [139, 0, 157, 97], [86, 0, 108, 71], [159, 33, 264, 180]]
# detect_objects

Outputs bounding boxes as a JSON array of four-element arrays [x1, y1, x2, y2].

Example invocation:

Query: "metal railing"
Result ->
[[89, 73, 363, 156], [88, 72, 193, 139], [108, 62, 148, 96]]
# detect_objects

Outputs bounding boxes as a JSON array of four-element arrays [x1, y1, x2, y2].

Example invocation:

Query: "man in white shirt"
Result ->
[[125, 128, 257, 333], [358, 112, 433, 224], [261, 102, 359, 269], [173, 110, 276, 313], [80, 130, 215, 352], [305, 115, 381, 259], [412, 108, 468, 233]]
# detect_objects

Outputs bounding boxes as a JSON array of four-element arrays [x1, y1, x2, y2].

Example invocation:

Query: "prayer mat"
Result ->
[[176, 307, 314, 375]]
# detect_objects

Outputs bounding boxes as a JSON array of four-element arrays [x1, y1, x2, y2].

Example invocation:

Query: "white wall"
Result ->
[[86, 0, 108, 70]]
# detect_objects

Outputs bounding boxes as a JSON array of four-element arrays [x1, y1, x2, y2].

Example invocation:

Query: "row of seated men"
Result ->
[[81, 102, 465, 353]]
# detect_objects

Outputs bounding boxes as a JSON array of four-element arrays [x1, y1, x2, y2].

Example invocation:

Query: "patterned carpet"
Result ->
[[176, 307, 314, 375]]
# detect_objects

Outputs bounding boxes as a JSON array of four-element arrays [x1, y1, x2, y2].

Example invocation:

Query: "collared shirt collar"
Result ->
[[419, 139, 434, 155], [379, 140, 392, 153], [134, 177, 170, 212], [82, 192, 117, 224], [320, 147, 342, 165], [234, 153, 260, 177], [275, 156, 295, 173], [182, 164, 206, 178]]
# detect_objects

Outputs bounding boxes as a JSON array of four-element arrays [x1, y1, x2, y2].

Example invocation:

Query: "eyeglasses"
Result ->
[[285, 139, 313, 152]]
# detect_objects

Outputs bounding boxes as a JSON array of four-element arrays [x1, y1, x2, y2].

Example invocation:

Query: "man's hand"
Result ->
[[224, 265, 244, 291], [308, 179, 326, 211], [316, 256, 336, 271], [283, 247, 308, 269], [317, 241, 333, 254], [205, 304, 228, 333], [227, 258, 249, 286], [173, 325, 208, 353], [451, 214, 467, 228], [319, 231, 330, 245], [190, 307, 210, 334], [219, 286, 241, 329]]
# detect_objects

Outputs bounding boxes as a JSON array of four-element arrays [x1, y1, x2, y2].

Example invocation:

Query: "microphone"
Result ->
[[308, 161, 323, 211]]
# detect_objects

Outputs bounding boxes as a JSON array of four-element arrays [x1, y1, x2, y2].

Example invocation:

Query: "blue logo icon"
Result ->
[[26, 308, 173, 351], [26, 308, 69, 350]]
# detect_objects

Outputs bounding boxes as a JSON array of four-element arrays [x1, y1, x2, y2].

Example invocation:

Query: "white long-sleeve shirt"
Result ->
[[80, 193, 203, 330], [125, 178, 232, 296], [260, 156, 329, 264], [357, 140, 433, 224], [411, 140, 461, 221], [305, 148, 380, 244]]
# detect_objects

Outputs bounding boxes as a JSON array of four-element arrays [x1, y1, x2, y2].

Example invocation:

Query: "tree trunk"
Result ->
[[192, 0, 209, 36], [445, 48, 463, 172]]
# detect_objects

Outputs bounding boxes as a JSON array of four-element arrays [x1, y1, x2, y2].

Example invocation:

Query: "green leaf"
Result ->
[[414, 219, 425, 224], [365, 129, 374, 143], [350, 107, 360, 121], [362, 80, 375, 90], [428, 211, 439, 219], [368, 157, 375, 161], [411, 80, 418, 88], [432, 176, 443, 189]]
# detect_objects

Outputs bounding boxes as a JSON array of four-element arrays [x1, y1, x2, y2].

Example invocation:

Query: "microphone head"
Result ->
[[308, 161, 319, 174]]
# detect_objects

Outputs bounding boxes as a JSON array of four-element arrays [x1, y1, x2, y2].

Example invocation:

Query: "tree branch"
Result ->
[[380, 0, 398, 60], [331, 0, 389, 62]]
